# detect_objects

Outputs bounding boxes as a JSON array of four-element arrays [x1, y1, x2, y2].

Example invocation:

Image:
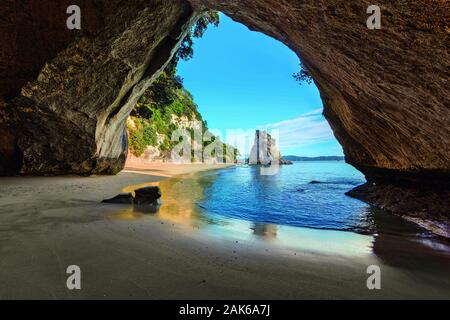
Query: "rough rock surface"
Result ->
[[0, 1, 449, 233], [189, 0, 450, 183], [0, 0, 198, 174]]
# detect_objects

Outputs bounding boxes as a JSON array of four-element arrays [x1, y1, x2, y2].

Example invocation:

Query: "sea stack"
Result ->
[[248, 130, 292, 165]]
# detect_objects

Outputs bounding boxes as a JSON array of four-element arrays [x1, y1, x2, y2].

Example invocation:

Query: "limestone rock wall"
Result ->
[[0, 0, 197, 174], [1, 0, 448, 180]]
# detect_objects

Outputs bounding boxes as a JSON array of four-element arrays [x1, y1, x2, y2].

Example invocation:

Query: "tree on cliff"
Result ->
[[132, 11, 219, 120], [293, 61, 313, 85], [175, 11, 220, 63]]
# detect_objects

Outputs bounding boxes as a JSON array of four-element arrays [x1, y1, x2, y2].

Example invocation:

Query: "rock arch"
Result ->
[[0, 1, 448, 231]]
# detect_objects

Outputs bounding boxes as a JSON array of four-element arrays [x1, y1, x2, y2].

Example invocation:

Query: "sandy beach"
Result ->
[[124, 161, 234, 177], [0, 163, 449, 299]]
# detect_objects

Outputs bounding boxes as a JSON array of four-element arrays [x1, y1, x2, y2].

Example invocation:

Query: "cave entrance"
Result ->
[[124, 13, 373, 234], [126, 13, 345, 167]]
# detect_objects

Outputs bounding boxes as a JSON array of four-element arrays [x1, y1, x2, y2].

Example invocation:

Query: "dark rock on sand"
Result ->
[[102, 193, 134, 204], [134, 186, 162, 206], [102, 186, 161, 213]]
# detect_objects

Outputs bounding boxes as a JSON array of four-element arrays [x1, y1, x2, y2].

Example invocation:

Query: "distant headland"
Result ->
[[283, 155, 345, 162]]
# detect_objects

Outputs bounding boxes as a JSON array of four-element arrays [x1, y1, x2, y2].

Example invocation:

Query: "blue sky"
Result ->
[[177, 14, 343, 157]]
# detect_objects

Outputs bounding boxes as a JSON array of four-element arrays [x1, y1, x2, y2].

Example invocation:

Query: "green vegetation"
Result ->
[[128, 11, 238, 162], [128, 117, 158, 157]]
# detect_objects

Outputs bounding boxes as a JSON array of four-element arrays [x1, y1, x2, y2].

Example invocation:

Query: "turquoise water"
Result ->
[[144, 161, 437, 239], [123, 161, 450, 261], [198, 161, 374, 233]]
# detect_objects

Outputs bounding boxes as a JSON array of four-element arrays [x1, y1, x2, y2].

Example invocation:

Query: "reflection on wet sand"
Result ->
[[251, 222, 278, 240], [368, 208, 450, 272], [111, 206, 145, 221], [118, 171, 376, 256], [121, 173, 215, 228], [116, 169, 450, 267]]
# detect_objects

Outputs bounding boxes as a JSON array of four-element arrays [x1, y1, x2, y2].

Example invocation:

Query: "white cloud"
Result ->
[[298, 107, 323, 116], [258, 108, 336, 149]]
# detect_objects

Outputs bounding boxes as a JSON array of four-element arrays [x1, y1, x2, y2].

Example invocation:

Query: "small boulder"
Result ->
[[134, 186, 161, 206], [102, 192, 134, 204], [279, 159, 293, 165]]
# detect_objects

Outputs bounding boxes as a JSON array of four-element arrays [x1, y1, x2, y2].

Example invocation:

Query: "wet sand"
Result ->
[[0, 163, 449, 299]]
